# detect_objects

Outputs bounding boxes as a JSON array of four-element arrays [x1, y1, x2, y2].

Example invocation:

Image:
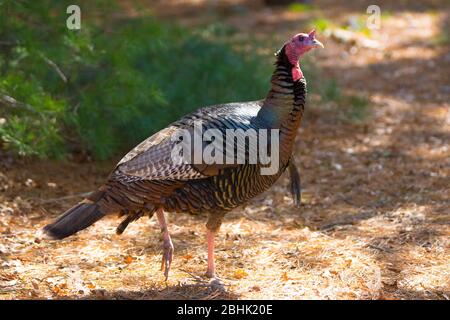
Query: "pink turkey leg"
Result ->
[[206, 229, 216, 278]]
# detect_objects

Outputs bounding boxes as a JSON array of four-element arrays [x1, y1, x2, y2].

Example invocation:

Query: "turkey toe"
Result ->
[[161, 237, 174, 280]]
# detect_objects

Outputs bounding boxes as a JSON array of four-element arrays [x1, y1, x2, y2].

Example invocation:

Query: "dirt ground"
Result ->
[[1, 0, 449, 299]]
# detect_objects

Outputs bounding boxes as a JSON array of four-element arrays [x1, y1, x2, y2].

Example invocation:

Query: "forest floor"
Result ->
[[1, 0, 449, 299]]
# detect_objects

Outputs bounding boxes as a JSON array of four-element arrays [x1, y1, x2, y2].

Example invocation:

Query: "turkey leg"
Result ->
[[206, 213, 224, 278], [206, 229, 216, 278], [156, 208, 173, 280]]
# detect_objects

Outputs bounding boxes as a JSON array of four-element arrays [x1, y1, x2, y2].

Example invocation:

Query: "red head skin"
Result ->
[[284, 29, 324, 81]]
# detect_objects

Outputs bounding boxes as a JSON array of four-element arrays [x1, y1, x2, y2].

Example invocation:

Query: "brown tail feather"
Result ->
[[43, 201, 105, 239]]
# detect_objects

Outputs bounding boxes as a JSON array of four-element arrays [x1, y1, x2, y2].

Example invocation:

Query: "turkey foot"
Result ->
[[180, 269, 225, 290], [161, 236, 173, 280], [156, 208, 173, 280]]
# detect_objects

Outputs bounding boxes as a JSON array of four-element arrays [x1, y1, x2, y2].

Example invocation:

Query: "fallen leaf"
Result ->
[[233, 269, 248, 279], [52, 285, 64, 296], [301, 192, 313, 204], [182, 254, 193, 261], [31, 280, 39, 290], [124, 256, 133, 264], [251, 285, 261, 292], [86, 282, 96, 289], [24, 179, 36, 188]]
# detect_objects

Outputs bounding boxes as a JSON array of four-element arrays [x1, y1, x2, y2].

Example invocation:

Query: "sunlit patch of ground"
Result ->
[[1, 0, 449, 299]]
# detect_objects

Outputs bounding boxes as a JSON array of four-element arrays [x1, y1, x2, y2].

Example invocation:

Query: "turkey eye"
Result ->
[[298, 37, 304, 42]]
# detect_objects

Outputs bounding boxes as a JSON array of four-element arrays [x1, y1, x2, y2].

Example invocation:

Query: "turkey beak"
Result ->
[[311, 39, 324, 48]]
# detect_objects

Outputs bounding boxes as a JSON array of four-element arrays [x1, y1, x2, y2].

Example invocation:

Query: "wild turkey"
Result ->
[[44, 30, 323, 279]]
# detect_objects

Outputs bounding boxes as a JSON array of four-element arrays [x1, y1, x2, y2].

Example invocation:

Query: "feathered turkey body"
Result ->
[[44, 30, 323, 279]]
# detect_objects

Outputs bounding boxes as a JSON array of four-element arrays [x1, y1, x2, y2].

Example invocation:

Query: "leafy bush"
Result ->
[[0, 1, 271, 159]]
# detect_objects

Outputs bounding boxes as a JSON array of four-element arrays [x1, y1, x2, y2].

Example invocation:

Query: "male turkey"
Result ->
[[44, 30, 323, 279]]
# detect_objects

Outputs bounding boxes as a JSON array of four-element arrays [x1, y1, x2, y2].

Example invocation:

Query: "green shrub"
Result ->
[[346, 94, 370, 121], [0, 1, 271, 159], [322, 78, 341, 102], [288, 3, 314, 13]]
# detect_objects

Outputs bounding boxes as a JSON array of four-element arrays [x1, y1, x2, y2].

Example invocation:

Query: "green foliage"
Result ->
[[381, 10, 393, 20], [343, 15, 372, 37], [345, 94, 370, 121], [316, 76, 370, 123], [0, 1, 271, 159], [432, 30, 450, 46], [322, 79, 341, 102], [288, 3, 314, 13], [0, 73, 66, 158], [309, 18, 331, 33]]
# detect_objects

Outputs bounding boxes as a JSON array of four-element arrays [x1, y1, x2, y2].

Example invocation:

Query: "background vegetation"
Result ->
[[0, 1, 272, 159]]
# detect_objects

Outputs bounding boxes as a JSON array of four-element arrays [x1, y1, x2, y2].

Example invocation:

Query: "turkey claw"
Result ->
[[161, 238, 174, 280]]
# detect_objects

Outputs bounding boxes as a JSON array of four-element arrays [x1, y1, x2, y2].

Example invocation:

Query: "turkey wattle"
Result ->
[[44, 30, 324, 280]]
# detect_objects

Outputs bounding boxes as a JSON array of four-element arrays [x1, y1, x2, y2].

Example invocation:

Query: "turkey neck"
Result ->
[[259, 46, 307, 161]]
